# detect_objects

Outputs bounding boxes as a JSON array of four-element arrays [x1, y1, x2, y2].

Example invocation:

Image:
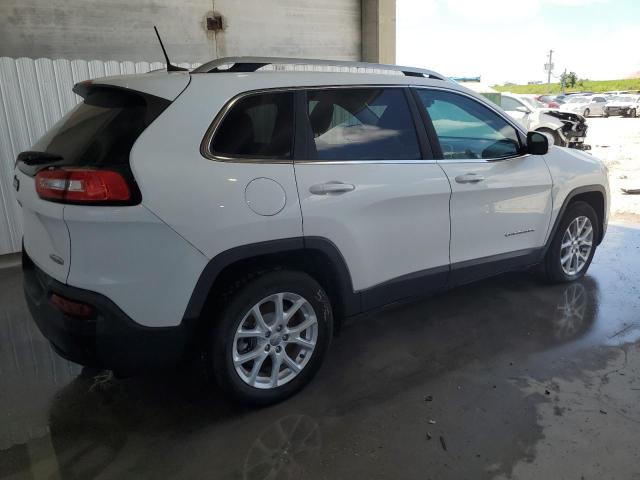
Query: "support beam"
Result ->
[[361, 0, 396, 64]]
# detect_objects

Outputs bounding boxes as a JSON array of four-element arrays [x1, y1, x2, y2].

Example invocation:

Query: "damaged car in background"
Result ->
[[498, 93, 590, 150], [603, 95, 640, 117]]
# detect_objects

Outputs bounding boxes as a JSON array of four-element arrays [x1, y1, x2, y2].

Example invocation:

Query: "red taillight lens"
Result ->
[[35, 168, 131, 203], [50, 293, 95, 319]]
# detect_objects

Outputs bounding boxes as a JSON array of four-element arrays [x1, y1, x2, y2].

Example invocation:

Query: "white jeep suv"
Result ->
[[15, 57, 609, 404]]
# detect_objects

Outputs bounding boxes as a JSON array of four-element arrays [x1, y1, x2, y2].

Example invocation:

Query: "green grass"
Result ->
[[493, 78, 640, 94]]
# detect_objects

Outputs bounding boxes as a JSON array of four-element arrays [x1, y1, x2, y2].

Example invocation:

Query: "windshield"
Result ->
[[522, 97, 546, 109], [567, 97, 588, 103]]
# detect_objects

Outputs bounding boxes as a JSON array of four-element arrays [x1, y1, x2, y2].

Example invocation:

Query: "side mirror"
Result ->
[[515, 106, 531, 114], [527, 131, 549, 155]]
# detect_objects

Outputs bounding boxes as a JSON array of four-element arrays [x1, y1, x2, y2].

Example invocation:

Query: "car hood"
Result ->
[[542, 109, 586, 123], [606, 101, 635, 107]]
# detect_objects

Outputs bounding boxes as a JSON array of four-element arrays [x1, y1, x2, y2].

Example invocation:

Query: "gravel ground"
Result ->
[[585, 116, 640, 223]]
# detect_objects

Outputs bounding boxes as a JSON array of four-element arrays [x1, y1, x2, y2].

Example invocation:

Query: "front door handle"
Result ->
[[309, 182, 355, 195], [454, 173, 485, 184]]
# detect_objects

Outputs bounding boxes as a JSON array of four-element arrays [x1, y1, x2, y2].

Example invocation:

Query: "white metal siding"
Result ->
[[0, 57, 199, 255]]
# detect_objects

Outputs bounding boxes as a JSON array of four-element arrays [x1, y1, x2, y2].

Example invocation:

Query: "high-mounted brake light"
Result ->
[[35, 168, 131, 203]]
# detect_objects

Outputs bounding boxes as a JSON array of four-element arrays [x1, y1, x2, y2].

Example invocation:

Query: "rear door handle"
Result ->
[[454, 173, 485, 184], [309, 182, 355, 195]]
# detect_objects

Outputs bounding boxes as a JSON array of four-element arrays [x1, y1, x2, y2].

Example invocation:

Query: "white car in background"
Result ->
[[560, 95, 608, 117], [500, 93, 589, 149], [603, 95, 640, 117]]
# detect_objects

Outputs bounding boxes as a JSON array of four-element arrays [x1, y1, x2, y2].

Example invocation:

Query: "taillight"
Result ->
[[35, 168, 131, 204]]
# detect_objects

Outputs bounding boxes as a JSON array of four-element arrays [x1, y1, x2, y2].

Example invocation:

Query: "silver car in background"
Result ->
[[560, 95, 608, 117]]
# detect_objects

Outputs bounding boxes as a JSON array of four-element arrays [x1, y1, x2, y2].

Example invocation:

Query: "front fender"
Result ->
[[543, 147, 610, 243]]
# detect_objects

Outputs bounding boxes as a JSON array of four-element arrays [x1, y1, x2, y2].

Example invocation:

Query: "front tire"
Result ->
[[631, 109, 637, 118], [583, 108, 590, 117], [209, 270, 333, 405], [544, 201, 599, 283]]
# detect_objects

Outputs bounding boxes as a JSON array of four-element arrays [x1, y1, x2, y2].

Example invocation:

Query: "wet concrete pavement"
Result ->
[[1, 223, 640, 479]]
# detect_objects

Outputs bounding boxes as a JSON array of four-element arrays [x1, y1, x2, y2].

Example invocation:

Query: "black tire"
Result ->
[[631, 109, 638, 118], [543, 201, 599, 283], [583, 108, 590, 117], [208, 270, 333, 405], [603, 110, 609, 118]]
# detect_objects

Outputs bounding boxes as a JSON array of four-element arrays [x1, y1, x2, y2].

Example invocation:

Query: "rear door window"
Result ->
[[305, 88, 421, 160], [211, 92, 294, 159]]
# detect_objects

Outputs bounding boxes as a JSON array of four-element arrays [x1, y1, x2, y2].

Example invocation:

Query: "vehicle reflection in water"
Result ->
[[0, 270, 603, 479], [243, 415, 321, 480], [553, 282, 590, 340]]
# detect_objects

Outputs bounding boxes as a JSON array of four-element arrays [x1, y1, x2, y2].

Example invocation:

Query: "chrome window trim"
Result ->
[[411, 85, 531, 164], [200, 87, 297, 164], [200, 84, 420, 164], [294, 159, 438, 165]]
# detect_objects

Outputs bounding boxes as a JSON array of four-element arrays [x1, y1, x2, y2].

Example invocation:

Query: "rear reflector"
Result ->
[[50, 293, 95, 319], [36, 168, 130, 203]]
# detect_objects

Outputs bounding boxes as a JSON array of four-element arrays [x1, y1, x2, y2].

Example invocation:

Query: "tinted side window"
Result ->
[[416, 90, 521, 160], [306, 88, 421, 160], [500, 96, 525, 111], [211, 92, 293, 158]]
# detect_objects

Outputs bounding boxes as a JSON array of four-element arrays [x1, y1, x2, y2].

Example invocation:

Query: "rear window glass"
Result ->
[[32, 87, 169, 167], [211, 92, 294, 158]]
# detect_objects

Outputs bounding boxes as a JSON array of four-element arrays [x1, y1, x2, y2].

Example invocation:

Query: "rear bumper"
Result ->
[[23, 250, 189, 372]]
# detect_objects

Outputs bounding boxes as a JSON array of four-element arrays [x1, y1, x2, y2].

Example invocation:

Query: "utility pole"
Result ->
[[545, 49, 554, 91]]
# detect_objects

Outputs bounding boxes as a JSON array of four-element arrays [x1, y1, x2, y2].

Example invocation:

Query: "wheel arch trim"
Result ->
[[544, 184, 607, 255], [182, 237, 360, 323]]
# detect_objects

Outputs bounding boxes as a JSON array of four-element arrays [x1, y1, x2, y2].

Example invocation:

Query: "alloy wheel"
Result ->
[[560, 216, 593, 276], [232, 292, 318, 389]]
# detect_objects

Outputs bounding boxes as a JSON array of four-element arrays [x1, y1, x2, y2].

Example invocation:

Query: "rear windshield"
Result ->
[[31, 86, 170, 167]]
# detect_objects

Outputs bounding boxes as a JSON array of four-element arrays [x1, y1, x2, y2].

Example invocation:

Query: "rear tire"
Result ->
[[208, 270, 333, 405], [543, 201, 599, 283]]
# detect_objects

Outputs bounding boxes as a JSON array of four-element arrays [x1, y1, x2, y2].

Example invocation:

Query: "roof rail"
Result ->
[[191, 56, 446, 80]]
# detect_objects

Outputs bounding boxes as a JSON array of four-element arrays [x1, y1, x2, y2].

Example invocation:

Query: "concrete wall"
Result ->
[[361, 0, 395, 64], [0, 0, 361, 63]]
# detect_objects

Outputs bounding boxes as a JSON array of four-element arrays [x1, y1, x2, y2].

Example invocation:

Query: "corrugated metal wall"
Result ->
[[0, 57, 199, 256]]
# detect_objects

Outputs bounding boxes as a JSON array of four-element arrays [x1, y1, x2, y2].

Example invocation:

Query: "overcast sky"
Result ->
[[397, 0, 640, 85]]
